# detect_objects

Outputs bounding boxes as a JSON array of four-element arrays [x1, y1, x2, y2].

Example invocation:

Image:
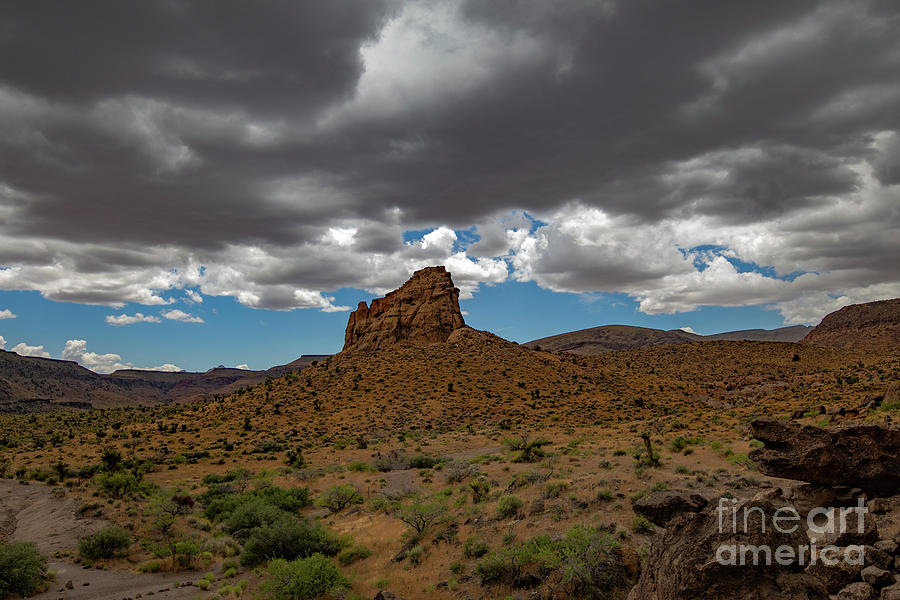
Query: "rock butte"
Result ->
[[342, 266, 466, 352]]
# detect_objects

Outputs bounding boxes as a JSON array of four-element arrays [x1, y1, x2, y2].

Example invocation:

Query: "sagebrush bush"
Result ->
[[240, 517, 347, 567], [255, 554, 348, 600], [497, 495, 524, 518], [0, 542, 47, 599], [336, 544, 372, 566], [78, 526, 132, 560]]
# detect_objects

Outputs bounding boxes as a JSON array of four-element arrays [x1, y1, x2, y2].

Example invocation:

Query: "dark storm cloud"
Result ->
[[0, 0, 898, 316]]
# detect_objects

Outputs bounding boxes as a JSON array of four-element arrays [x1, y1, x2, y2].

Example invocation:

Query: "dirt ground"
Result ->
[[0, 480, 199, 600]]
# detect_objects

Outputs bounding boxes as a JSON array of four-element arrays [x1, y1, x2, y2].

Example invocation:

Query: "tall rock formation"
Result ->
[[802, 297, 900, 349], [343, 266, 465, 352]]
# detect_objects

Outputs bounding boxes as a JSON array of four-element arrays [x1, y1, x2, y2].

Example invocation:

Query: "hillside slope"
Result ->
[[802, 297, 900, 349]]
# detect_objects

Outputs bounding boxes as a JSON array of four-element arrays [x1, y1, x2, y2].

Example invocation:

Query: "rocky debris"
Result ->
[[801, 298, 900, 349], [749, 418, 900, 496], [837, 582, 876, 600], [807, 557, 866, 594], [627, 499, 829, 599], [817, 509, 879, 546], [882, 581, 900, 600], [374, 592, 406, 600], [632, 490, 708, 526], [343, 266, 465, 352], [862, 566, 893, 587]]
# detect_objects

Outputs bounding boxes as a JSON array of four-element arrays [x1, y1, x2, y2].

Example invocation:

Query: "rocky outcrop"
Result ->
[[748, 418, 900, 496], [633, 490, 709, 526], [801, 298, 900, 349], [627, 499, 829, 600], [343, 266, 465, 352]]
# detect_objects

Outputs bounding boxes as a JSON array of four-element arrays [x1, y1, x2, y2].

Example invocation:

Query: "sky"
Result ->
[[0, 0, 898, 373]]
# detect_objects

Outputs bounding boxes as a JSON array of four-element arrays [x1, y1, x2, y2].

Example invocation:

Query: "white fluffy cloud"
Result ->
[[105, 312, 162, 326], [0, 308, 15, 319], [0, 335, 5, 349], [60, 338, 183, 374], [11, 342, 50, 358], [161, 309, 204, 323]]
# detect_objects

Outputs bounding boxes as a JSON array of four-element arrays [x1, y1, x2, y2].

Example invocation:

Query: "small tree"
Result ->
[[316, 485, 363, 513], [398, 501, 447, 538]]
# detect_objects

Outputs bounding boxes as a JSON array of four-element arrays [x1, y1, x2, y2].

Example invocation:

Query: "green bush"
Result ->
[[0, 542, 47, 599], [463, 537, 489, 559], [336, 544, 372, 566], [476, 526, 627, 598], [631, 514, 655, 534], [201, 485, 310, 524], [78, 526, 132, 560], [256, 554, 348, 600], [497, 495, 524, 518], [225, 499, 290, 539], [408, 455, 439, 469], [240, 517, 347, 567]]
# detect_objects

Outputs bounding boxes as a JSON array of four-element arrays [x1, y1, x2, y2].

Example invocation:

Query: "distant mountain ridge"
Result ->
[[0, 351, 329, 412], [523, 324, 812, 355]]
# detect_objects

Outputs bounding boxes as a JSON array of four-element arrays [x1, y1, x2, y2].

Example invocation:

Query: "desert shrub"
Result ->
[[469, 479, 490, 503], [225, 499, 289, 539], [406, 544, 425, 566], [476, 535, 555, 585], [174, 536, 204, 568], [670, 436, 704, 453], [240, 517, 346, 567], [203, 485, 310, 527], [544, 480, 569, 498], [372, 449, 410, 472], [408, 455, 439, 469], [93, 471, 141, 498], [497, 495, 524, 518], [316, 485, 363, 513], [336, 544, 372, 566], [444, 461, 477, 483], [78, 526, 132, 560], [255, 554, 348, 600], [463, 537, 489, 559], [502, 436, 551, 463], [476, 527, 627, 598], [0, 542, 47, 599], [631, 514, 654, 534], [345, 461, 371, 472]]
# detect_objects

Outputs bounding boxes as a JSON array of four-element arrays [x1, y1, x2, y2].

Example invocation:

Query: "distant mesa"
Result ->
[[523, 324, 813, 355], [343, 265, 466, 352], [801, 297, 900, 349]]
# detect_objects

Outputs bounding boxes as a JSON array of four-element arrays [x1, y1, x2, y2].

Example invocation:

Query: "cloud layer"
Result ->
[[0, 0, 897, 324]]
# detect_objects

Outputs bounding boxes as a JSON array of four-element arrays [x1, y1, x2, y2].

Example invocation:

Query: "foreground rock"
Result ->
[[633, 490, 708, 526], [749, 418, 900, 496], [627, 499, 828, 600], [343, 266, 465, 352]]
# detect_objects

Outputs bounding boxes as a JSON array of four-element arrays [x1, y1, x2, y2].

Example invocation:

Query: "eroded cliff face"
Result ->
[[342, 266, 465, 352], [802, 298, 900, 349]]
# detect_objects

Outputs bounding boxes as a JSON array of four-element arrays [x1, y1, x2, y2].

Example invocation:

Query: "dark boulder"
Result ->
[[749, 418, 900, 496], [627, 499, 828, 600], [633, 490, 709, 526]]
